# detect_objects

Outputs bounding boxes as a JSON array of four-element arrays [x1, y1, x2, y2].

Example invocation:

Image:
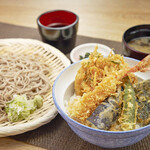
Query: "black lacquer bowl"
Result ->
[[122, 24, 150, 60]]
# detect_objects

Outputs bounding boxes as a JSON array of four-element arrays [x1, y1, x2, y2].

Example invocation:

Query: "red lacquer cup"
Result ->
[[37, 10, 79, 54]]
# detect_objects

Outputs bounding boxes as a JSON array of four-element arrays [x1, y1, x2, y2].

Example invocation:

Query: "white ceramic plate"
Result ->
[[70, 43, 114, 63]]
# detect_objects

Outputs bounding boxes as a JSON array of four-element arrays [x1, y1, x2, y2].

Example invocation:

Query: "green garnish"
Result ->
[[79, 52, 90, 60], [111, 60, 120, 64], [34, 95, 43, 108], [5, 94, 43, 122]]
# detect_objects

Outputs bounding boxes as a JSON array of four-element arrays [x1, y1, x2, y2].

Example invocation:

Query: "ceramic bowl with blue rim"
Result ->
[[52, 57, 150, 148]]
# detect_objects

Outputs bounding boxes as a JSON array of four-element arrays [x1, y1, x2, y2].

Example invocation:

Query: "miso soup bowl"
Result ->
[[122, 24, 150, 60], [52, 57, 150, 148]]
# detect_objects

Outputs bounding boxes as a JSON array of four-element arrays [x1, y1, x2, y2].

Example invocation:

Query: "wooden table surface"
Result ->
[[0, 0, 150, 42], [0, 0, 150, 149]]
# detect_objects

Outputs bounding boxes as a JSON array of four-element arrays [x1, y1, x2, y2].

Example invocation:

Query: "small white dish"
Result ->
[[70, 43, 114, 63]]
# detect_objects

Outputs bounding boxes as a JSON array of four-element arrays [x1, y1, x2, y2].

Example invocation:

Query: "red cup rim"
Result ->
[[37, 10, 79, 30]]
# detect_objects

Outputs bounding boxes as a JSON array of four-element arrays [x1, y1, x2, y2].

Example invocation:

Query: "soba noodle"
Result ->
[[0, 52, 51, 122]]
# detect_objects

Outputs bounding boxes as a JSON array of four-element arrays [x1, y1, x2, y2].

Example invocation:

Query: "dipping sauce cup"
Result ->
[[37, 10, 79, 54]]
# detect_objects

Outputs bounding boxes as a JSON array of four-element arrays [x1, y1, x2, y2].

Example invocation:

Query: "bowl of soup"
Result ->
[[122, 24, 150, 60]]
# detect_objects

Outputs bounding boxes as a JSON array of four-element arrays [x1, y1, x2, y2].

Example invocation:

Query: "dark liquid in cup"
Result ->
[[47, 23, 69, 28]]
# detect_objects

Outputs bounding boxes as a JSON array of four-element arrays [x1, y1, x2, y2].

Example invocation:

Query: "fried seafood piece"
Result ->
[[135, 79, 150, 126], [68, 72, 123, 123], [75, 47, 128, 96], [118, 78, 138, 131], [122, 55, 150, 79], [87, 86, 122, 130]]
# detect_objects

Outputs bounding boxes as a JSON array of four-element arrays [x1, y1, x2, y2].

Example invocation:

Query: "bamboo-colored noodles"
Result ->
[[0, 52, 51, 122]]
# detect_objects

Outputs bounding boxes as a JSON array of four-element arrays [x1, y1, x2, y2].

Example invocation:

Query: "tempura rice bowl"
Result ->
[[52, 57, 150, 148]]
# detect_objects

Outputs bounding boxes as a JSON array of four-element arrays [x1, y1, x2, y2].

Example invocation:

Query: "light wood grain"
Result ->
[[0, 0, 149, 42], [0, 138, 47, 150]]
